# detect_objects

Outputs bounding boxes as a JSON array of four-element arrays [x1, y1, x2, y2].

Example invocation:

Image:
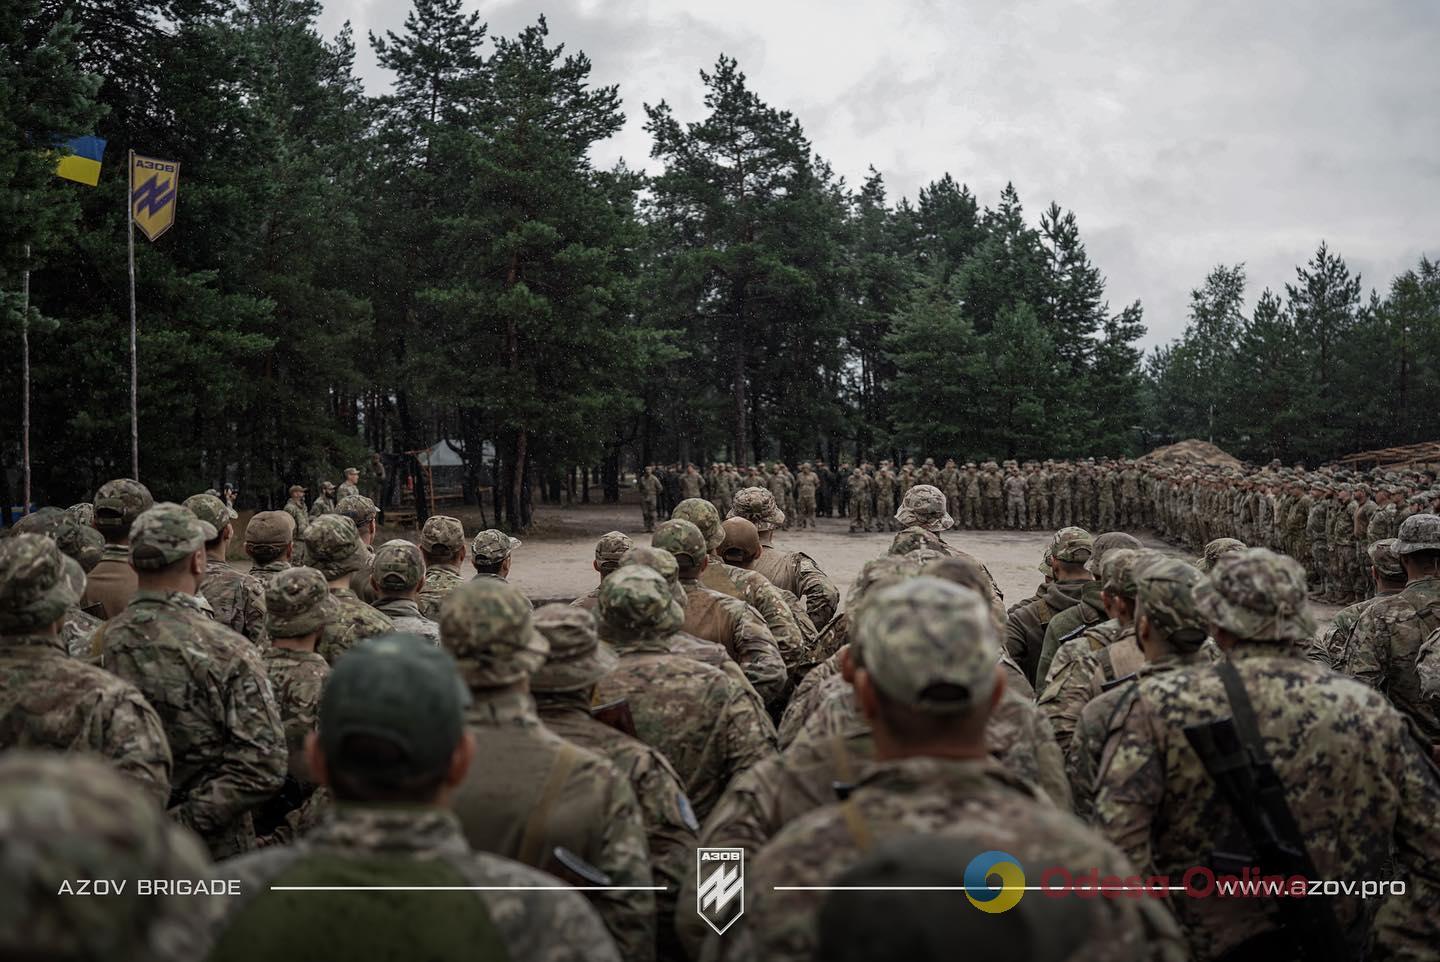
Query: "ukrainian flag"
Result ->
[[54, 135, 106, 187]]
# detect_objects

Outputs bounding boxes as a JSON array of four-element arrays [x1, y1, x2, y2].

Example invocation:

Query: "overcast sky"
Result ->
[[318, 0, 1439, 347]]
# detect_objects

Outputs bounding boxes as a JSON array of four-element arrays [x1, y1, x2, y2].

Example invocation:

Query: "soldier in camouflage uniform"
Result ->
[[257, 566, 333, 841], [1311, 538, 1406, 668], [1096, 460, 1118, 530], [308, 480, 337, 518], [594, 565, 776, 820], [183, 493, 267, 646], [1006, 526, 1095, 685], [531, 604, 699, 961], [846, 466, 872, 532], [417, 514, 466, 619], [869, 462, 894, 532], [1306, 480, 1334, 599], [337, 467, 361, 501], [1119, 458, 1142, 528], [83, 477, 154, 619], [793, 462, 818, 529], [639, 465, 662, 533], [369, 539, 440, 642], [1335, 514, 1440, 742], [283, 484, 310, 564], [98, 503, 286, 859], [206, 635, 620, 962], [242, 510, 294, 588], [438, 577, 655, 961], [1197, 536, 1245, 573], [571, 530, 634, 612], [960, 461, 981, 529], [729, 486, 840, 628], [1003, 463, 1028, 529], [0, 534, 172, 808], [304, 514, 394, 664], [1093, 548, 1440, 960], [336, 494, 380, 600], [1327, 484, 1357, 603], [11, 510, 104, 655], [0, 753, 212, 962], [471, 528, 522, 585], [736, 578, 1184, 962]]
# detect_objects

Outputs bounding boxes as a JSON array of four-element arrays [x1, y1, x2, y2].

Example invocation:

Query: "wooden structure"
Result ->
[[1332, 441, 1440, 469]]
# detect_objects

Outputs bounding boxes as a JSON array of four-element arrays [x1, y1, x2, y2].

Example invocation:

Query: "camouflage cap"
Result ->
[[64, 502, 95, 527], [93, 478, 154, 535], [244, 510, 295, 546], [289, 484, 307, 496], [652, 518, 708, 569], [373, 539, 426, 594], [439, 578, 548, 689], [619, 545, 687, 608], [1085, 531, 1142, 574], [1198, 537, 1247, 573], [0, 752, 212, 961], [54, 520, 105, 572], [853, 577, 998, 715], [344, 467, 360, 477], [419, 515, 465, 559], [471, 528, 521, 565], [0, 533, 80, 632], [182, 493, 231, 537], [593, 530, 635, 572], [1097, 548, 1141, 598], [11, 507, 64, 536], [895, 484, 955, 531], [319, 634, 470, 777], [1036, 545, 1053, 575], [1193, 547, 1315, 642], [336, 494, 378, 525], [1135, 558, 1209, 650], [1051, 526, 1094, 563], [303, 514, 367, 579], [672, 498, 725, 551], [320, 480, 336, 492], [530, 603, 619, 692], [1394, 513, 1440, 555], [846, 555, 925, 613], [203, 488, 239, 520], [597, 565, 684, 641], [1367, 539, 1405, 580], [129, 503, 216, 571], [728, 486, 786, 531], [265, 566, 337, 638], [719, 517, 762, 565]]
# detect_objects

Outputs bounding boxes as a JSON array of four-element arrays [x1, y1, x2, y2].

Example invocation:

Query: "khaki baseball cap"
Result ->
[[1051, 527, 1094, 564], [470, 529, 521, 565], [373, 539, 425, 594], [593, 531, 634, 572], [181, 494, 230, 536], [244, 510, 295, 546], [719, 517, 761, 565], [419, 516, 465, 559]]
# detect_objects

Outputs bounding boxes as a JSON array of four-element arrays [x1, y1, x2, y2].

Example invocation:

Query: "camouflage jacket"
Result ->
[[749, 546, 840, 631], [372, 597, 440, 643], [248, 559, 291, 589], [61, 604, 102, 657], [418, 563, 465, 620], [452, 690, 655, 962], [1336, 576, 1440, 741], [207, 805, 620, 961], [595, 633, 777, 821], [99, 590, 286, 858], [308, 494, 336, 518], [708, 556, 810, 679], [537, 692, 699, 960], [262, 646, 329, 784], [1038, 621, 1138, 753], [1308, 589, 1399, 668], [680, 578, 787, 706], [200, 558, 267, 646], [736, 757, 1185, 962], [0, 631, 173, 808], [317, 586, 394, 665], [1093, 643, 1440, 960]]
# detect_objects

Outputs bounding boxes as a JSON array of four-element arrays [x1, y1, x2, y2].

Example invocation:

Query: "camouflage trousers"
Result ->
[[1027, 497, 1047, 531], [946, 494, 961, 523], [961, 496, 979, 529], [1309, 543, 1330, 595], [982, 497, 1002, 529], [1097, 497, 1115, 531], [876, 498, 896, 531], [849, 496, 872, 532], [1005, 497, 1026, 529], [1052, 496, 1071, 529], [641, 498, 657, 533], [797, 495, 815, 528], [1331, 544, 1357, 603]]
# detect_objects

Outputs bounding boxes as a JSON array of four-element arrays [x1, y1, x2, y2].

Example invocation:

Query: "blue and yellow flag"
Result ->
[[54, 135, 106, 186], [130, 152, 180, 242]]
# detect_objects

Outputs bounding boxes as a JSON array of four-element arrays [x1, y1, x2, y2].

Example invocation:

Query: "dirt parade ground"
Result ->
[[346, 495, 1342, 625]]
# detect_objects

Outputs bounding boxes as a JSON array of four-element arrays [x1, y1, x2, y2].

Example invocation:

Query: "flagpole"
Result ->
[[21, 244, 31, 516], [127, 149, 139, 481]]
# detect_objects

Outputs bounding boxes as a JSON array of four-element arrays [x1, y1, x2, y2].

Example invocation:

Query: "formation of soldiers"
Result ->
[[5, 468, 1440, 961]]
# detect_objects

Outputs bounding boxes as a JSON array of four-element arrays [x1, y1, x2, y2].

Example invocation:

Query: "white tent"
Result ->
[[420, 439, 493, 467]]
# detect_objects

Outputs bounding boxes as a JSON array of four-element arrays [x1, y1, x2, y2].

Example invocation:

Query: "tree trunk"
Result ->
[[603, 447, 621, 503], [732, 339, 750, 465]]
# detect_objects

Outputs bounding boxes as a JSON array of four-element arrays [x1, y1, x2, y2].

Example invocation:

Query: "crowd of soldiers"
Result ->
[[4, 466, 1440, 961]]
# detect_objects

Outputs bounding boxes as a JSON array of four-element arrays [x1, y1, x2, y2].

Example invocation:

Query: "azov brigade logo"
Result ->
[[696, 847, 744, 934]]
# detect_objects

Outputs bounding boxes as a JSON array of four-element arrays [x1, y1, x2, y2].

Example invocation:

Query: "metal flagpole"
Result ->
[[21, 244, 31, 516], [127, 149, 139, 481]]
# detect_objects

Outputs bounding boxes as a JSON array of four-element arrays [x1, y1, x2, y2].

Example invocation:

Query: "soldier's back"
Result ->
[[200, 559, 267, 645], [317, 586, 394, 664], [82, 546, 137, 619]]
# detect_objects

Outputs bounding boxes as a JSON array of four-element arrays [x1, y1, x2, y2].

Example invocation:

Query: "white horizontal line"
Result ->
[[270, 885, 670, 892]]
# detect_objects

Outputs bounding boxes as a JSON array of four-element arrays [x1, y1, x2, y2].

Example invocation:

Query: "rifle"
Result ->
[[1183, 661, 1350, 962], [590, 699, 637, 739]]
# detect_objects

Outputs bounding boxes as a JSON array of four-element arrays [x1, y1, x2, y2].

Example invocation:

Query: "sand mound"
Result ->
[[1140, 439, 1242, 469]]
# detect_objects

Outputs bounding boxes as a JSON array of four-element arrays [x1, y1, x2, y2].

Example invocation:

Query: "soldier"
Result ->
[[814, 459, 833, 517], [1327, 485, 1357, 603], [206, 634, 620, 962], [679, 463, 703, 500], [980, 460, 1004, 528], [1096, 460, 1118, 531], [871, 462, 895, 532], [1312, 538, 1406, 668], [304, 514, 394, 664], [915, 456, 939, 487], [283, 484, 310, 564], [183, 493, 267, 646], [55, 515, 105, 572], [1006, 526, 1095, 685], [1003, 464, 1028, 529], [847, 466, 872, 533], [83, 477, 154, 619], [0, 534, 172, 807], [1027, 462, 1049, 531], [0, 754, 212, 962], [593, 565, 776, 819], [243, 510, 294, 588], [794, 462, 818, 529], [337, 467, 361, 501], [1198, 536, 1245, 573], [308, 480, 337, 518], [417, 514, 467, 619], [471, 528, 522, 584], [1119, 458, 1142, 528], [1335, 514, 1440, 742], [98, 503, 286, 858], [1093, 548, 1440, 959], [370, 539, 441, 642], [532, 604, 699, 960], [365, 452, 387, 514], [1306, 480, 1333, 599], [1052, 459, 1074, 528], [255, 567, 333, 841], [571, 530, 634, 612], [652, 518, 788, 705], [960, 461, 981, 529], [337, 494, 381, 599], [939, 458, 961, 520], [728, 487, 839, 628], [741, 578, 1183, 962], [639, 465, 662, 533], [439, 579, 656, 961], [1368, 486, 1401, 544]]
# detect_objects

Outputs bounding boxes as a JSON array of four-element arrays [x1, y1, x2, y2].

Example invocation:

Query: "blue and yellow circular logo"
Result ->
[[963, 850, 1025, 913]]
